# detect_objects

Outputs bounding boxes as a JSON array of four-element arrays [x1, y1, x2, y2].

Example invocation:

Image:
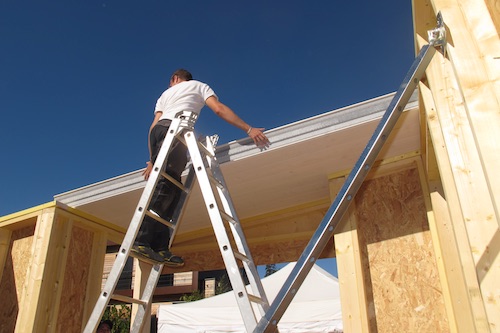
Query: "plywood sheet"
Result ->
[[55, 225, 94, 333], [0, 225, 35, 333], [356, 168, 449, 332]]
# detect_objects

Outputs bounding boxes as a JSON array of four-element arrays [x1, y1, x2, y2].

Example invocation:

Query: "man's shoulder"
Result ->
[[187, 79, 208, 86]]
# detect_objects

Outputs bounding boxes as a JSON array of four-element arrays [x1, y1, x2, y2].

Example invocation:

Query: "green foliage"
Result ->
[[102, 304, 131, 333], [265, 264, 277, 277], [215, 273, 232, 295], [179, 289, 204, 302]]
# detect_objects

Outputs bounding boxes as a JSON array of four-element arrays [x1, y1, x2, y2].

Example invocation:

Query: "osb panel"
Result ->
[[163, 237, 334, 274], [169, 201, 333, 273], [55, 225, 94, 333], [0, 225, 35, 333], [356, 168, 449, 332]]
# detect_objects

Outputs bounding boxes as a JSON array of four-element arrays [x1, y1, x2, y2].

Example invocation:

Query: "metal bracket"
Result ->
[[210, 134, 220, 147], [427, 12, 446, 54], [175, 110, 199, 131]]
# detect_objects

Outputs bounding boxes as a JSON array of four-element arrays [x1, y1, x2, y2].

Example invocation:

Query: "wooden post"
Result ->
[[14, 208, 72, 333], [0, 228, 12, 283], [132, 259, 153, 333], [330, 176, 370, 333], [413, 0, 500, 330], [418, 84, 477, 332]]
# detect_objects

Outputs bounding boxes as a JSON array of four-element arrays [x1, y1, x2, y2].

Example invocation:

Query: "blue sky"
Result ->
[[1, 1, 415, 275]]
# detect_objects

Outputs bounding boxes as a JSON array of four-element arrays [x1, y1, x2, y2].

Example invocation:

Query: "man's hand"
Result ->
[[142, 161, 153, 180], [205, 96, 270, 148], [248, 127, 270, 148]]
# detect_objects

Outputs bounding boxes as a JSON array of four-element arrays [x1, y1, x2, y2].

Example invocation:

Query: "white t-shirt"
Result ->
[[155, 80, 217, 120]]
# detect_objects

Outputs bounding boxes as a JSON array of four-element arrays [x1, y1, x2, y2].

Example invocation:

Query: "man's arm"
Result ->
[[205, 96, 269, 147], [143, 111, 163, 180]]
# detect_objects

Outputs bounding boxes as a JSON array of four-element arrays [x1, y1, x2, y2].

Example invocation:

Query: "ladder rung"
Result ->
[[233, 250, 250, 263], [160, 171, 187, 192], [208, 173, 224, 189], [220, 211, 236, 224], [247, 293, 266, 305], [110, 293, 147, 305], [144, 210, 174, 228], [197, 141, 215, 158]]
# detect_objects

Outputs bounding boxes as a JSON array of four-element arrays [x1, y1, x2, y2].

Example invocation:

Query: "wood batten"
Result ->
[[132, 260, 154, 333], [0, 202, 125, 333], [414, 0, 500, 331], [330, 176, 370, 333]]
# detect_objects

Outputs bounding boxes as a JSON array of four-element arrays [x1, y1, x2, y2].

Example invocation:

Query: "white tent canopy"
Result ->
[[158, 262, 343, 333]]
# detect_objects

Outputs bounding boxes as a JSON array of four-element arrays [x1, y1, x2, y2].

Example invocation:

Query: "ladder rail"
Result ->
[[205, 139, 270, 313], [204, 140, 270, 316], [185, 130, 261, 333], [130, 263, 164, 333], [83, 112, 193, 333], [255, 43, 438, 333]]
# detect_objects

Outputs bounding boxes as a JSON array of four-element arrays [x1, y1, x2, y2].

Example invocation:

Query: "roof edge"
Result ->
[[55, 91, 418, 207]]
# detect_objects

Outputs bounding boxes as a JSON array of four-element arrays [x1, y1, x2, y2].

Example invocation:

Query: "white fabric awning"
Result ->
[[158, 263, 343, 333]]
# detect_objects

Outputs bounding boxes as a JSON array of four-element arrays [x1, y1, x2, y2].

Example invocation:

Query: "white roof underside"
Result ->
[[55, 91, 420, 233]]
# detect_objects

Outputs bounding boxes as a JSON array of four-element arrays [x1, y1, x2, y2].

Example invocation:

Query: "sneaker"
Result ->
[[131, 245, 164, 264], [158, 250, 185, 267]]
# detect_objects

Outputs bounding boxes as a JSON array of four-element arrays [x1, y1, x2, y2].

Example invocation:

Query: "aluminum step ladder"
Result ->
[[253, 13, 447, 333], [83, 111, 270, 333]]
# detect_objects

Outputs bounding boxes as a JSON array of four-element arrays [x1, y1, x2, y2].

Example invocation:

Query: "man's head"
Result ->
[[97, 320, 112, 333], [170, 69, 192, 87]]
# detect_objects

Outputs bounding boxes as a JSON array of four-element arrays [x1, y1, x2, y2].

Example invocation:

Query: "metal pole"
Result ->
[[255, 43, 437, 333]]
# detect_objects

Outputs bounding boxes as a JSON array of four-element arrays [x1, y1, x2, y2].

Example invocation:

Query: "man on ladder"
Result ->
[[132, 68, 270, 266]]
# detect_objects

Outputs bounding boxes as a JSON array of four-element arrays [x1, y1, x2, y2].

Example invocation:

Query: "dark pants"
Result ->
[[135, 120, 188, 252]]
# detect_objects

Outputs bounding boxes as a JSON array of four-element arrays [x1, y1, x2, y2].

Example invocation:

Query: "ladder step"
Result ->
[[144, 210, 174, 228], [208, 173, 224, 189], [197, 141, 215, 158], [233, 250, 250, 263], [247, 293, 266, 306], [110, 294, 147, 305], [160, 171, 187, 192], [220, 210, 236, 224]]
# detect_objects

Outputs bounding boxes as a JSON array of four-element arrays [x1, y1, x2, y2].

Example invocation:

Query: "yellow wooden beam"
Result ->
[[330, 176, 370, 333], [14, 207, 64, 332], [0, 202, 56, 228], [0, 228, 12, 285], [413, 0, 499, 330], [415, 151, 461, 333], [327, 150, 421, 181], [132, 260, 153, 333], [434, 0, 500, 225]]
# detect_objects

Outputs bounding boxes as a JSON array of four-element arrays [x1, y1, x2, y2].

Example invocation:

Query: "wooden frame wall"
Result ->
[[0, 203, 123, 333], [166, 199, 335, 274], [413, 0, 500, 331], [331, 157, 449, 332], [1, 2, 498, 332]]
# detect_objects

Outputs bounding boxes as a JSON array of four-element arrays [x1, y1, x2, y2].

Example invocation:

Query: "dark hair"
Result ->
[[171, 69, 193, 81], [99, 320, 113, 329]]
